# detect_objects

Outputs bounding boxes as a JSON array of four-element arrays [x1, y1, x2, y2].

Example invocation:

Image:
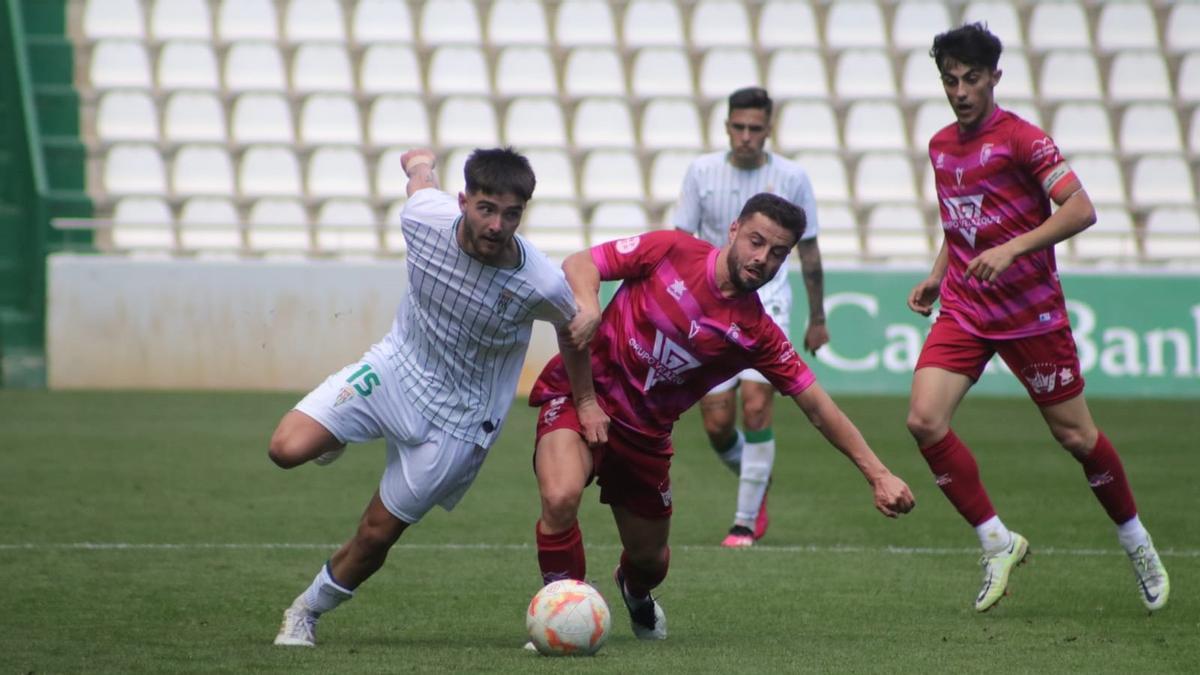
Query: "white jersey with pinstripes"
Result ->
[[371, 188, 576, 449], [672, 151, 820, 302]]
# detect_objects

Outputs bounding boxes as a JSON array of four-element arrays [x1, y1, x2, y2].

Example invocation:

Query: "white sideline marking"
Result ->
[[0, 542, 1197, 557]]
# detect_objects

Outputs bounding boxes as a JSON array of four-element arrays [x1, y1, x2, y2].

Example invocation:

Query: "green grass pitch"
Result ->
[[2, 390, 1197, 673]]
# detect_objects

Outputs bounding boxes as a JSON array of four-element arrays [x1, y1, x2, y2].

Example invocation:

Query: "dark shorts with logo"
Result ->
[[534, 396, 673, 520], [917, 314, 1085, 406]]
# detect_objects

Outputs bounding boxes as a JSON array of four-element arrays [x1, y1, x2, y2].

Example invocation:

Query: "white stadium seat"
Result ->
[[825, 1, 887, 49], [420, 0, 482, 46], [217, 0, 278, 41], [912, 100, 952, 147], [495, 47, 558, 97], [284, 0, 346, 43], [765, 50, 828, 99], [843, 101, 908, 152], [427, 46, 491, 95], [698, 48, 760, 100], [223, 43, 286, 92], [996, 50, 1035, 101], [563, 48, 626, 98], [157, 41, 219, 90], [438, 148, 473, 196], [291, 44, 354, 93], [316, 199, 378, 253], [631, 48, 694, 98], [834, 50, 896, 100], [1165, 4, 1200, 53], [854, 153, 917, 204], [367, 96, 430, 147], [359, 45, 422, 95], [248, 198, 310, 253], [96, 92, 158, 142], [690, 0, 752, 48], [865, 204, 931, 259], [299, 95, 362, 145], [1050, 103, 1114, 155], [794, 152, 850, 204], [813, 204, 862, 258], [504, 97, 567, 148], [162, 92, 226, 143], [1096, 2, 1158, 52], [961, 1, 1023, 48], [239, 146, 303, 197], [1189, 108, 1200, 156], [772, 100, 840, 151], [172, 145, 234, 196], [1108, 51, 1172, 102], [150, 0, 211, 40], [487, 0, 550, 46], [649, 150, 700, 202], [622, 0, 685, 48], [581, 150, 644, 201], [231, 93, 294, 144], [571, 98, 635, 149], [758, 0, 819, 49], [352, 0, 414, 44], [1072, 207, 1137, 260], [1119, 104, 1183, 155], [104, 144, 167, 195], [892, 1, 951, 51], [1130, 156, 1196, 207], [554, 0, 617, 47], [1004, 101, 1042, 128], [89, 40, 152, 89], [436, 96, 498, 147], [641, 98, 703, 150], [83, 0, 144, 39], [1179, 54, 1200, 103], [1070, 154, 1126, 207], [901, 50, 943, 102], [112, 197, 174, 250], [524, 149, 576, 201], [591, 201, 650, 239], [307, 147, 370, 198], [179, 197, 240, 251], [1028, 2, 1091, 51], [522, 201, 586, 253], [374, 149, 408, 199], [1144, 207, 1200, 259], [1039, 51, 1102, 101]]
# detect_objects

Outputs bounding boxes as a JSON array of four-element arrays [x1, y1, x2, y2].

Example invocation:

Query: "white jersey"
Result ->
[[373, 188, 576, 448], [672, 151, 820, 301]]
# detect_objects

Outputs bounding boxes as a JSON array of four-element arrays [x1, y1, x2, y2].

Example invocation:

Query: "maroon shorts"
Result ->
[[534, 395, 673, 520], [916, 314, 1085, 406]]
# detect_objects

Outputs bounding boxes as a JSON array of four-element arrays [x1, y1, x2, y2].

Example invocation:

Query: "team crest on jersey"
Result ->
[[667, 278, 687, 300], [935, 152, 945, 169], [979, 143, 994, 166], [615, 236, 641, 254], [630, 331, 700, 390], [333, 385, 355, 407], [495, 289, 515, 316]]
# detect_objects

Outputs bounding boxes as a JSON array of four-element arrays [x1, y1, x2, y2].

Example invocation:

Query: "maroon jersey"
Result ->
[[530, 230, 815, 452], [930, 107, 1078, 339]]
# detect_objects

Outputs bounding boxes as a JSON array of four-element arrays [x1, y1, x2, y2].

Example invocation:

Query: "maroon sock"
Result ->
[[1077, 431, 1138, 524], [619, 548, 669, 599], [919, 429, 996, 526], [536, 520, 585, 584]]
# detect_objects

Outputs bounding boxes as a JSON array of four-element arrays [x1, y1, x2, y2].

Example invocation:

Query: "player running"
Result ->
[[673, 87, 829, 548], [531, 193, 915, 641], [907, 23, 1169, 612], [268, 147, 599, 647]]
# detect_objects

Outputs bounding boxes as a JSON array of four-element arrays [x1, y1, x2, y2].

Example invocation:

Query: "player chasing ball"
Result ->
[[908, 23, 1169, 612]]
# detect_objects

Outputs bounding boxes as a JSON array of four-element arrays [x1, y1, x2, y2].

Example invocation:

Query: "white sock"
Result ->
[[1116, 515, 1151, 552], [975, 515, 1012, 554], [298, 562, 355, 616], [712, 429, 744, 475], [733, 437, 774, 528]]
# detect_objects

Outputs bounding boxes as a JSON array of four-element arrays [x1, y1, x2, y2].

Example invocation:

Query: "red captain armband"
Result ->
[[1042, 162, 1080, 202]]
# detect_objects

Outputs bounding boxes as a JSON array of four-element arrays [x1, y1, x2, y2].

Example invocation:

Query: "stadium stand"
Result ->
[[68, 0, 1198, 268]]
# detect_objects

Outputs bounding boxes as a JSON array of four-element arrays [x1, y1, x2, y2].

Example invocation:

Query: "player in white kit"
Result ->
[[268, 147, 603, 647], [673, 87, 829, 547]]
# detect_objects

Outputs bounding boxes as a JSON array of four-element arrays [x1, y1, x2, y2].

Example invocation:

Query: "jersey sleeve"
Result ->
[[530, 260, 578, 328], [590, 230, 680, 281], [1010, 122, 1078, 202], [400, 188, 460, 230], [747, 314, 816, 396], [789, 170, 820, 241], [671, 162, 702, 234]]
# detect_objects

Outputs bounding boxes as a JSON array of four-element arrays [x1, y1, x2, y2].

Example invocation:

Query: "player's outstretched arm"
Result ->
[[560, 251, 603, 351], [401, 148, 439, 197], [791, 383, 915, 518]]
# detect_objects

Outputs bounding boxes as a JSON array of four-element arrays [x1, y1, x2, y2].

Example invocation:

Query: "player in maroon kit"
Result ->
[[907, 23, 1169, 612], [529, 193, 915, 641]]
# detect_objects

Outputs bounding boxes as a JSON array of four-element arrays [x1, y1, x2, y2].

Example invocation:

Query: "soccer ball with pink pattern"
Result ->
[[525, 579, 611, 656]]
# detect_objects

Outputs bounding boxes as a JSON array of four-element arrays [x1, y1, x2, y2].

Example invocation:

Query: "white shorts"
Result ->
[[294, 358, 489, 524], [708, 281, 792, 395]]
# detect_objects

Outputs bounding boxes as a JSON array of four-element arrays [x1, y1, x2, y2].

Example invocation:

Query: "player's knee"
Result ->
[[701, 411, 734, 439], [1051, 425, 1094, 457], [906, 410, 946, 447], [354, 518, 404, 556], [625, 544, 669, 573], [540, 487, 582, 529]]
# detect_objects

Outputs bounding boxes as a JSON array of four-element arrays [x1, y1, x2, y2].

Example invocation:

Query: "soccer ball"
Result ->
[[525, 579, 612, 656]]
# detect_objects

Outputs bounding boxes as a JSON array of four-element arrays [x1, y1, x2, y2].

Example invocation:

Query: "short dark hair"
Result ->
[[930, 22, 1003, 72], [728, 86, 773, 119], [738, 193, 806, 241], [463, 147, 536, 202]]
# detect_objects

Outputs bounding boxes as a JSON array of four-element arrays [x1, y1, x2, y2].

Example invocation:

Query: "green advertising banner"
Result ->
[[794, 269, 1200, 399]]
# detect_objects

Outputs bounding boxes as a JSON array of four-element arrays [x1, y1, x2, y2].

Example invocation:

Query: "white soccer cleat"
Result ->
[[313, 447, 345, 466], [614, 566, 667, 640], [274, 603, 319, 647], [974, 532, 1030, 612], [523, 640, 538, 653], [1127, 538, 1170, 611]]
